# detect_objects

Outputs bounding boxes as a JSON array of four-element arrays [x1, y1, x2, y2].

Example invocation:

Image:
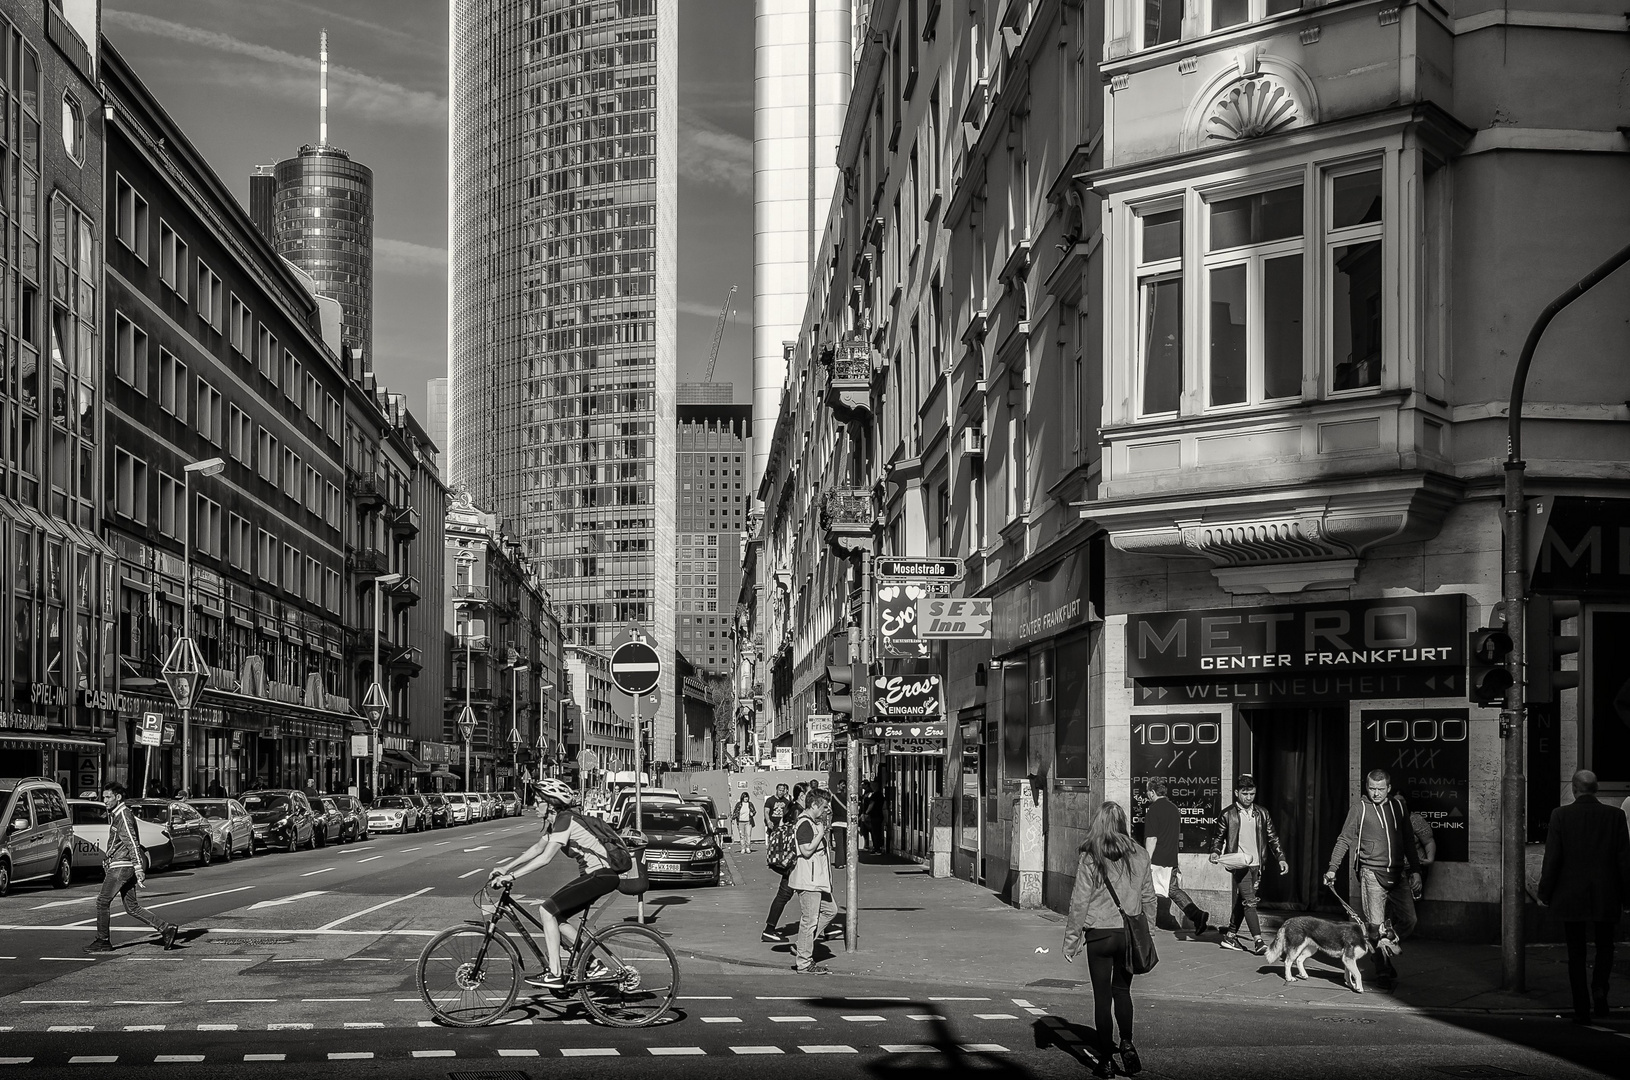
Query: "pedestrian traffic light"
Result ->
[[1468, 604, 1515, 706], [1527, 595, 1581, 704], [825, 664, 855, 720]]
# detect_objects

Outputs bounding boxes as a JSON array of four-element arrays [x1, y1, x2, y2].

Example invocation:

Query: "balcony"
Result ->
[[455, 634, 490, 654], [389, 505, 420, 538], [825, 336, 876, 418], [820, 489, 876, 555], [389, 575, 421, 607], [346, 468, 385, 510], [346, 546, 388, 575], [452, 583, 489, 604], [389, 646, 423, 675], [347, 629, 394, 660]]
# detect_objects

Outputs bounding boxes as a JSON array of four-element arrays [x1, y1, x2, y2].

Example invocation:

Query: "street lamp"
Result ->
[[178, 457, 225, 796], [508, 660, 529, 796], [367, 572, 403, 802]]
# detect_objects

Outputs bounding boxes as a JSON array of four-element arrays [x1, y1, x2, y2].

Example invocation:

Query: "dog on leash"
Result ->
[[1264, 915, 1400, 993]]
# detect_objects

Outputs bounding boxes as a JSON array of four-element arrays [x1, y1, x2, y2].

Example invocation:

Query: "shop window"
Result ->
[[1054, 634, 1092, 780], [1002, 656, 1029, 779]]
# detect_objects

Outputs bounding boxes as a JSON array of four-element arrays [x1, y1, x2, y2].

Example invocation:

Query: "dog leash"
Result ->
[[1326, 881, 1365, 924]]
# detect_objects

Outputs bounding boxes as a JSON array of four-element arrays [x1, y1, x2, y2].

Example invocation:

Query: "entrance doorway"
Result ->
[[1237, 707, 1349, 912]]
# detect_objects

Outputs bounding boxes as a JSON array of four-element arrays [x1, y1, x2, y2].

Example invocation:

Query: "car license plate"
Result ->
[[649, 861, 680, 873]]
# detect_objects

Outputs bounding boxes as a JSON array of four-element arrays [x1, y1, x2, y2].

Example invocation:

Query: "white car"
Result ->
[[442, 793, 471, 825], [365, 796, 421, 833], [65, 799, 173, 875]]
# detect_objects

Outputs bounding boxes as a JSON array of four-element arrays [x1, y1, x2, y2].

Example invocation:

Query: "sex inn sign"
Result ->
[[1125, 595, 1467, 680], [871, 673, 943, 717]]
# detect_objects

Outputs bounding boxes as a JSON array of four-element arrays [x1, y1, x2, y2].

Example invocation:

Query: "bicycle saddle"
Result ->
[[616, 874, 650, 895]]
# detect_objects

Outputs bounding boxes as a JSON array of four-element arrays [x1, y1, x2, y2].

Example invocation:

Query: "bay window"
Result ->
[[1204, 182, 1303, 408], [1136, 206, 1182, 415]]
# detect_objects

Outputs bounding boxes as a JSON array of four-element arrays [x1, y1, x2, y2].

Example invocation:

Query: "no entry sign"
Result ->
[[610, 639, 662, 696]]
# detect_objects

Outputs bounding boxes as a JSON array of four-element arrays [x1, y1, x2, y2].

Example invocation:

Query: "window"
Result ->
[[113, 449, 147, 523], [114, 176, 147, 261], [228, 296, 248, 353], [197, 379, 221, 444], [113, 312, 147, 393], [283, 544, 298, 594], [195, 496, 221, 557], [1203, 183, 1304, 407], [258, 327, 278, 381], [1211, 0, 1302, 33], [304, 466, 319, 513], [158, 349, 187, 421], [283, 352, 298, 398], [158, 221, 187, 300], [61, 95, 83, 163], [325, 394, 340, 440], [1328, 168, 1384, 392], [157, 472, 180, 538], [228, 513, 250, 569], [305, 373, 320, 420], [228, 405, 250, 462], [282, 447, 299, 498], [197, 261, 223, 330], [1137, 207, 1183, 415], [257, 428, 277, 483]]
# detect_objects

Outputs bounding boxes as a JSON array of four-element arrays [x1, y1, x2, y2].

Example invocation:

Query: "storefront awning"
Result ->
[[383, 749, 426, 770], [0, 734, 106, 751]]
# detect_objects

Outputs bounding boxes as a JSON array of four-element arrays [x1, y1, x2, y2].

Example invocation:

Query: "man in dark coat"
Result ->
[[1538, 769, 1630, 1023]]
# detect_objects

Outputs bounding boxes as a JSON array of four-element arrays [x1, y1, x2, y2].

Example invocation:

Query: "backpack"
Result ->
[[766, 823, 797, 872], [567, 810, 633, 874]]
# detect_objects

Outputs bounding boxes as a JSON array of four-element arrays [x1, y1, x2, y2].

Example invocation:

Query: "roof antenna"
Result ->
[[319, 28, 329, 146]]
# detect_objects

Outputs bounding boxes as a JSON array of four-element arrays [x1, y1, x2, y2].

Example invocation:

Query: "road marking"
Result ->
[[962, 1044, 1011, 1052], [463, 846, 490, 852], [328, 1052, 373, 1060], [301, 867, 337, 876], [201, 958, 242, 963], [67, 885, 256, 925], [730, 1047, 784, 1055], [402, 847, 421, 852], [243, 1055, 284, 1062], [113, 1000, 182, 1005], [433, 841, 451, 846], [247, 890, 327, 910], [842, 1015, 887, 1022], [197, 1025, 238, 1030], [975, 1013, 1019, 1020], [356, 855, 384, 863], [270, 958, 324, 963], [68, 1057, 117, 1064], [700, 1017, 742, 1023], [413, 1050, 456, 1058], [302, 998, 371, 1002], [649, 1048, 705, 1056], [680, 996, 733, 1000], [155, 1056, 204, 1063], [319, 886, 435, 930], [48, 1026, 93, 1033], [21, 1000, 89, 1005], [268, 1023, 313, 1030], [344, 957, 392, 962], [907, 1014, 946, 1021], [497, 1049, 539, 1057], [458, 867, 486, 879], [561, 1048, 618, 1057], [931, 996, 990, 1001], [757, 996, 815, 1001], [799, 1046, 858, 1054], [0, 1060, 32, 1066], [124, 1026, 165, 1032], [344, 1023, 384, 1029], [39, 957, 95, 962], [881, 1045, 937, 1053], [770, 1016, 816, 1023], [32, 897, 95, 909], [207, 1000, 273, 1004]]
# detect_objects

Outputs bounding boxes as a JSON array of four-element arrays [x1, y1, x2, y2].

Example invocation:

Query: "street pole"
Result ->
[[464, 632, 473, 791], [1499, 236, 1630, 992], [181, 468, 192, 798], [372, 578, 384, 802], [847, 548, 870, 955], [634, 689, 645, 924]]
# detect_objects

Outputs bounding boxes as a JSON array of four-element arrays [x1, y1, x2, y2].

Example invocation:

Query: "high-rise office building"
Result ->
[[449, 0, 679, 765], [425, 376, 448, 469], [675, 384, 749, 680], [251, 32, 375, 372]]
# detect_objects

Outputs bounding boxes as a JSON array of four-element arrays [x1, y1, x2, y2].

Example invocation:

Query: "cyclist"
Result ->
[[488, 777, 632, 989]]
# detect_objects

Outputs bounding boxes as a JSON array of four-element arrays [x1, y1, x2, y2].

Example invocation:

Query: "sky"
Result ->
[[102, 0, 756, 417]]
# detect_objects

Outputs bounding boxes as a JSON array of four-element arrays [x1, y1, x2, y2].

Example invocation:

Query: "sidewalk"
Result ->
[[638, 844, 1622, 1017]]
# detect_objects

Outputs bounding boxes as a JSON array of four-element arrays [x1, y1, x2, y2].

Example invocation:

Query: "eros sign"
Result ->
[[870, 673, 943, 717], [1126, 595, 1466, 680]]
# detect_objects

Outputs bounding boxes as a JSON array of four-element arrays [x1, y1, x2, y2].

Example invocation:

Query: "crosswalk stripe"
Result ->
[[841, 1015, 886, 1022], [701, 1017, 742, 1023], [242, 1055, 284, 1062], [770, 1015, 816, 1022], [962, 1044, 1011, 1052], [328, 1052, 373, 1060], [730, 1047, 784, 1055], [649, 1047, 705, 1055], [68, 1057, 117, 1064], [880, 1045, 937, 1053], [154, 1056, 204, 1063], [497, 1049, 540, 1057], [975, 1013, 1018, 1019], [0, 1059, 32, 1065], [412, 1050, 456, 1058], [561, 1048, 618, 1057], [799, 1045, 857, 1054]]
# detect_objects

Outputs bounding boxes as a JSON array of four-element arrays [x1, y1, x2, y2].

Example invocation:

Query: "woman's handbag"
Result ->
[[1098, 858, 1159, 975]]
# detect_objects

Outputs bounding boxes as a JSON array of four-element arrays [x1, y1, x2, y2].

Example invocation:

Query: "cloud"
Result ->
[[104, 9, 447, 126], [678, 108, 753, 196], [376, 238, 448, 276], [677, 298, 743, 319]]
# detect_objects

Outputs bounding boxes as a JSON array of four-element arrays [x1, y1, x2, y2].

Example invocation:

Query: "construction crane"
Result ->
[[703, 284, 737, 384]]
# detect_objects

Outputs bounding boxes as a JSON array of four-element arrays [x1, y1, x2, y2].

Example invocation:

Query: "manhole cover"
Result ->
[[1430, 1068, 1525, 1079], [448, 1073, 529, 1080], [1314, 1016, 1376, 1024], [1027, 978, 1082, 989]]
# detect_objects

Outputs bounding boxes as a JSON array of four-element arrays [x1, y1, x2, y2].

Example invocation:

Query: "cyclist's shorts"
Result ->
[[541, 869, 620, 920]]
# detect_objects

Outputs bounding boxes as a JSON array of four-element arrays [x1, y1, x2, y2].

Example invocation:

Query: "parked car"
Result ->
[[619, 802, 722, 886], [313, 797, 346, 846], [67, 798, 175, 875], [185, 798, 253, 861], [442, 793, 472, 825], [421, 793, 450, 828], [1, 778, 81, 893], [126, 800, 213, 868], [480, 793, 500, 820], [406, 794, 434, 831], [242, 790, 318, 852], [608, 786, 682, 827], [330, 795, 369, 841], [496, 792, 520, 817], [366, 795, 421, 834], [682, 793, 722, 834]]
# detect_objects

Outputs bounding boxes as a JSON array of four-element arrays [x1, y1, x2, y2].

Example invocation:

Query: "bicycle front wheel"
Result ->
[[416, 926, 522, 1026], [575, 924, 680, 1027]]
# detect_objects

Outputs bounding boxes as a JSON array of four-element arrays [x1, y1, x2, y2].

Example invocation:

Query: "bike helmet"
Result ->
[[532, 777, 579, 808]]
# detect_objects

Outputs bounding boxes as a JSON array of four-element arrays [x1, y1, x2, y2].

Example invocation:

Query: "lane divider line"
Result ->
[[497, 1049, 539, 1057], [318, 886, 435, 930], [700, 1017, 742, 1024], [649, 1047, 705, 1055], [458, 867, 486, 879], [799, 1046, 858, 1054], [356, 856, 384, 864], [561, 1048, 618, 1057], [63, 885, 257, 925], [301, 867, 337, 877], [730, 1047, 784, 1055]]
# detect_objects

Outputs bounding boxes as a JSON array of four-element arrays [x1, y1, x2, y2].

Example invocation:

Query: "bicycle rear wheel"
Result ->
[[575, 924, 680, 1027], [416, 926, 522, 1026]]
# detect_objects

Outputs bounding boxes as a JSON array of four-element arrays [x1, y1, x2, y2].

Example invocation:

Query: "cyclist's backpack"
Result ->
[[569, 810, 634, 874]]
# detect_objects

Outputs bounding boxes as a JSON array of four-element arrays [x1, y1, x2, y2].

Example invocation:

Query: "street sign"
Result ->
[[610, 639, 662, 695], [161, 637, 209, 710], [876, 557, 962, 579], [917, 596, 994, 639], [871, 672, 943, 717], [457, 703, 476, 741], [807, 714, 833, 752], [579, 749, 601, 772], [361, 682, 387, 729], [863, 720, 949, 740], [138, 711, 163, 748], [350, 734, 370, 757], [609, 686, 661, 723]]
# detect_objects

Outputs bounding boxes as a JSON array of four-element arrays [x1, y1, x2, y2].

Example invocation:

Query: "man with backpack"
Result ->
[[1323, 768, 1422, 989], [489, 777, 632, 989]]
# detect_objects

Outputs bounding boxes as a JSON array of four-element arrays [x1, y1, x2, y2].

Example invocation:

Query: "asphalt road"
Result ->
[[0, 816, 1623, 1079]]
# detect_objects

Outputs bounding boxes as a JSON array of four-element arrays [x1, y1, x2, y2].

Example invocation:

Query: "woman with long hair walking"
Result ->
[[1063, 801, 1156, 1077]]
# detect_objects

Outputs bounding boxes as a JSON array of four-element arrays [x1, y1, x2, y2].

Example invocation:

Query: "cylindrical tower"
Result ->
[[273, 145, 374, 371]]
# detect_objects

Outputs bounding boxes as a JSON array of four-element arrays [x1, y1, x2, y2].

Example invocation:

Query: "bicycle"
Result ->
[[416, 875, 679, 1028]]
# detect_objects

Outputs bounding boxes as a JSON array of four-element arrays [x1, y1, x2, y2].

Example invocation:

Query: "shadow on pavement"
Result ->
[[793, 995, 1043, 1077]]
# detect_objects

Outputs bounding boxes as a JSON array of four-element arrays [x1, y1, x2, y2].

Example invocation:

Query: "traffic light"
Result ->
[[1527, 596, 1581, 704], [825, 664, 855, 720], [1468, 603, 1515, 706]]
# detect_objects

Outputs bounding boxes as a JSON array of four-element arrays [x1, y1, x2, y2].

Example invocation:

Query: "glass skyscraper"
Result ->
[[450, 0, 678, 764], [270, 146, 374, 371]]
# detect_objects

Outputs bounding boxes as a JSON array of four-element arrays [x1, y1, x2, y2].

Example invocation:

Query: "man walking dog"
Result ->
[[1324, 769, 1421, 989]]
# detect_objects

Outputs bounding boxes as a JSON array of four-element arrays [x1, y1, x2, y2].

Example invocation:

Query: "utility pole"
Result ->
[[846, 549, 871, 954]]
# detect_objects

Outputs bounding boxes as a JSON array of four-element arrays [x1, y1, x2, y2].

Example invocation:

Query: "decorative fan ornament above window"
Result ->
[[1204, 76, 1303, 143]]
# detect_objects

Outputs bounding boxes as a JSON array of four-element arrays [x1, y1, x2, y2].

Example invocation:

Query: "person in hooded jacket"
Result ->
[[1064, 801, 1156, 1078]]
